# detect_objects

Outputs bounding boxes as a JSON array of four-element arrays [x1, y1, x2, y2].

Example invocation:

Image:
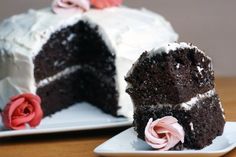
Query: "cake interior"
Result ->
[[126, 48, 214, 105], [34, 21, 119, 116]]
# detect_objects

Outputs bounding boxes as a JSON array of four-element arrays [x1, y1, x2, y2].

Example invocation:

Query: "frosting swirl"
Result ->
[[52, 0, 90, 14], [2, 93, 43, 130], [145, 116, 185, 151]]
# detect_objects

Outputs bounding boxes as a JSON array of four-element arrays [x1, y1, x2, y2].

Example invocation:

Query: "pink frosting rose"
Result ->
[[2, 93, 43, 130], [90, 0, 123, 9], [145, 116, 185, 151], [52, 0, 90, 14]]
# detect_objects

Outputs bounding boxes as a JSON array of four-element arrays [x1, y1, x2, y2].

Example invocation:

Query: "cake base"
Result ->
[[133, 94, 225, 150], [37, 69, 119, 117]]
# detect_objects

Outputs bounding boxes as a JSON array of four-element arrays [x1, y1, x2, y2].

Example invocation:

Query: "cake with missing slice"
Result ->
[[0, 2, 178, 119], [125, 42, 225, 150]]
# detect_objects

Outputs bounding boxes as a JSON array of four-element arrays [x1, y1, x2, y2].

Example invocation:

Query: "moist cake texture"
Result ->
[[125, 42, 225, 149], [34, 21, 118, 116], [0, 7, 178, 117]]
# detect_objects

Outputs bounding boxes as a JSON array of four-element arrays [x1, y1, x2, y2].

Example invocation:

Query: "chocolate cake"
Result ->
[[125, 42, 225, 150], [34, 21, 118, 116], [0, 7, 178, 118]]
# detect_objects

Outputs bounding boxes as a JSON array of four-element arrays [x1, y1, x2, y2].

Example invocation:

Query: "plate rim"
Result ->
[[0, 119, 132, 138], [0, 102, 133, 138], [94, 121, 236, 156]]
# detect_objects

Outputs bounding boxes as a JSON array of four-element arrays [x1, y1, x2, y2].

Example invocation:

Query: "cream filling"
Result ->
[[189, 122, 194, 131], [37, 65, 81, 88], [180, 89, 216, 110], [147, 89, 216, 110], [36, 64, 114, 88]]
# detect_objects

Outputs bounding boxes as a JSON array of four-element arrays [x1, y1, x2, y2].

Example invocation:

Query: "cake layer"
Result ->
[[126, 43, 214, 105], [37, 69, 118, 116], [34, 21, 115, 82], [133, 93, 225, 149]]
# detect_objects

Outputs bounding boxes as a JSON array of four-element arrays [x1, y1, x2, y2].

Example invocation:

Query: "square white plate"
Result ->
[[0, 102, 132, 138], [94, 122, 236, 157]]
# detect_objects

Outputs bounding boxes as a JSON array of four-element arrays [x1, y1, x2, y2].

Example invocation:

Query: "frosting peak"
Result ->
[[145, 116, 184, 151]]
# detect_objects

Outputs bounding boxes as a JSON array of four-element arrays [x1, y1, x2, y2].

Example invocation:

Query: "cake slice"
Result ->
[[125, 42, 225, 150]]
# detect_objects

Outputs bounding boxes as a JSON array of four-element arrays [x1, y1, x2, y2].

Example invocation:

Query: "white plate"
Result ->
[[0, 102, 132, 138], [94, 122, 236, 157]]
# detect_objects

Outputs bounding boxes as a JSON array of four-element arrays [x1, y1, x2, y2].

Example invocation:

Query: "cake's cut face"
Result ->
[[0, 7, 178, 118], [125, 42, 225, 150], [126, 43, 214, 105], [34, 21, 118, 116]]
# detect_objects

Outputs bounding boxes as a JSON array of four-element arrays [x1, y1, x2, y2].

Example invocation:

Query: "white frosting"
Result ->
[[143, 89, 216, 111], [148, 42, 211, 59], [219, 101, 225, 119], [189, 122, 194, 131], [37, 65, 81, 88], [152, 42, 191, 53], [37, 64, 103, 88], [197, 66, 204, 74], [0, 6, 178, 118], [180, 89, 215, 110], [176, 63, 180, 69]]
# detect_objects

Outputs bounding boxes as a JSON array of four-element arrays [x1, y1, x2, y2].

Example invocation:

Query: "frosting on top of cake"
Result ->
[[148, 42, 209, 58], [0, 6, 178, 118], [0, 7, 178, 60]]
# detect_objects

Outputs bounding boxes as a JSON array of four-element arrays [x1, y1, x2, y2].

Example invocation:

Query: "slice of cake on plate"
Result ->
[[125, 42, 225, 150]]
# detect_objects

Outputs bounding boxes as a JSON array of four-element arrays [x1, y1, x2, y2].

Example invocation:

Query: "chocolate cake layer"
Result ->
[[33, 20, 118, 116], [34, 21, 115, 82], [133, 94, 225, 149], [37, 68, 119, 116], [126, 47, 214, 105]]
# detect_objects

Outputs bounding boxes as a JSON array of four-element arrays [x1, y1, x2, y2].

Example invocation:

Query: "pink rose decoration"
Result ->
[[145, 116, 185, 151], [52, 0, 90, 14], [2, 93, 43, 130], [90, 0, 123, 9]]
